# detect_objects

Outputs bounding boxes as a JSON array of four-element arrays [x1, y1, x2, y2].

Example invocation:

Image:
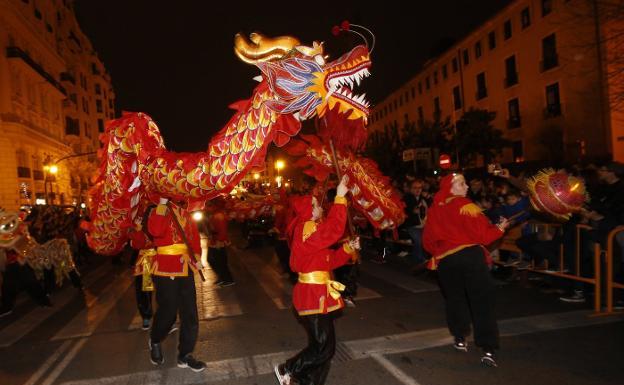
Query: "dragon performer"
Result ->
[[286, 134, 406, 232], [86, 32, 372, 255], [0, 209, 77, 285]]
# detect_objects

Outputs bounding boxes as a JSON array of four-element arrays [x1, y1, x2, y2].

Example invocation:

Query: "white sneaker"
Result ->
[[274, 364, 291, 385], [559, 290, 585, 303], [397, 251, 409, 258]]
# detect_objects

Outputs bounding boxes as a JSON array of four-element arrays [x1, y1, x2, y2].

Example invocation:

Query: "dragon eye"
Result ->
[[314, 55, 325, 66]]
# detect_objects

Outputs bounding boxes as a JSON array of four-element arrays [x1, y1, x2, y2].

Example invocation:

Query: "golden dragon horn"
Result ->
[[234, 32, 301, 64]]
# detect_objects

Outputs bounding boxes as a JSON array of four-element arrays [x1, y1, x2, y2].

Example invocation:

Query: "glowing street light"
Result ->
[[49, 164, 58, 174], [275, 160, 285, 171], [192, 211, 204, 222], [253, 173, 260, 180]]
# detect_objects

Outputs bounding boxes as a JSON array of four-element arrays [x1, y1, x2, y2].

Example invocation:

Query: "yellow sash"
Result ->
[[156, 243, 188, 255], [298, 271, 345, 300]]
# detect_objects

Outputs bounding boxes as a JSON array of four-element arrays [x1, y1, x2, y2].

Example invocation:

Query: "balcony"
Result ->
[[17, 167, 31, 178], [504, 73, 518, 88], [60, 72, 76, 84], [507, 116, 522, 129], [476, 88, 488, 100], [544, 103, 562, 118], [6, 47, 66, 95], [540, 55, 559, 72]]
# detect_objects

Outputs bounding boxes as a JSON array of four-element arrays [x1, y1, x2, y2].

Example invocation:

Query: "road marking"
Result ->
[[359, 260, 438, 294], [51, 271, 133, 340], [372, 353, 421, 385], [233, 246, 292, 309], [23, 340, 73, 385], [57, 310, 624, 385], [194, 269, 243, 319], [41, 338, 87, 385], [0, 263, 112, 347]]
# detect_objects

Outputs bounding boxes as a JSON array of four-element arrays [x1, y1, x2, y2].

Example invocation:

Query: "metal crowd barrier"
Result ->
[[601, 226, 624, 315]]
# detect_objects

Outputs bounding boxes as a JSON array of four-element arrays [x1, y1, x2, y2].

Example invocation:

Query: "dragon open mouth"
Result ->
[[326, 65, 371, 113]]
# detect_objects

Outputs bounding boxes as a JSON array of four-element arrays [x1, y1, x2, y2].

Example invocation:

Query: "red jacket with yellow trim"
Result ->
[[423, 196, 503, 269], [290, 197, 355, 315], [128, 230, 155, 276], [147, 203, 202, 277]]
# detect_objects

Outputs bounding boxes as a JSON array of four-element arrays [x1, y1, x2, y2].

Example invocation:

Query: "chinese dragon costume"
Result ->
[[0, 209, 77, 285], [86, 32, 384, 255]]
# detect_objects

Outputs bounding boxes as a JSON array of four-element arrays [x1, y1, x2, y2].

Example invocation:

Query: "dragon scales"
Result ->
[[87, 33, 372, 255]]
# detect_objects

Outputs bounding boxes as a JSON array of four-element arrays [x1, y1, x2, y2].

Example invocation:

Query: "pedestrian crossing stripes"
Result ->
[[2, 246, 400, 348], [0, 263, 112, 348]]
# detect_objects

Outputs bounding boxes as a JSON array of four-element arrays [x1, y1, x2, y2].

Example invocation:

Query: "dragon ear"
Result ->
[[294, 41, 324, 57]]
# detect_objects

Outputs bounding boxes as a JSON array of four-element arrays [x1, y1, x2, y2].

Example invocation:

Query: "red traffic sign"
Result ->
[[439, 154, 451, 169]]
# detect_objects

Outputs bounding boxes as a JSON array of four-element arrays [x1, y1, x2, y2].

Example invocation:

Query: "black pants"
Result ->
[[515, 233, 560, 265], [150, 275, 198, 357], [334, 264, 358, 297], [284, 313, 336, 385], [134, 275, 153, 320], [437, 246, 499, 350], [208, 247, 233, 283], [1, 263, 48, 310], [275, 239, 291, 273]]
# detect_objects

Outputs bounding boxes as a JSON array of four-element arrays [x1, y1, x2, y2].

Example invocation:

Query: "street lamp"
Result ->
[[253, 173, 260, 180], [275, 160, 285, 173], [42, 156, 59, 205]]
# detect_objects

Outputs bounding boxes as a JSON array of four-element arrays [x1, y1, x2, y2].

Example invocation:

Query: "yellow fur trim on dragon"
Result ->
[[85, 32, 372, 255], [0, 210, 77, 285]]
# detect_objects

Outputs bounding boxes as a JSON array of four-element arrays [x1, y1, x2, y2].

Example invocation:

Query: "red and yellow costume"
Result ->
[[423, 176, 503, 270], [208, 211, 229, 249], [288, 195, 357, 315], [128, 228, 156, 291], [147, 203, 201, 277]]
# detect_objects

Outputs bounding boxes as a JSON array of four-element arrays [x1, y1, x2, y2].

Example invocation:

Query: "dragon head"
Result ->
[[235, 33, 371, 124], [0, 209, 23, 248]]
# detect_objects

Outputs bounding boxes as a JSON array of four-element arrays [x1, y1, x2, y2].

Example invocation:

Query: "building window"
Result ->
[[433, 97, 441, 119], [488, 31, 496, 50], [504, 20, 512, 40], [34, 9, 42, 20], [474, 41, 482, 59], [433, 71, 438, 85], [453, 86, 462, 110], [426, 76, 430, 90], [417, 106, 424, 124], [462, 49, 469, 66], [96, 99, 103, 113], [442, 64, 448, 79], [504, 55, 518, 87], [508, 98, 521, 128], [95, 83, 101, 95], [542, 0, 552, 16], [411, 87, 415, 98], [521, 7, 531, 29], [545, 82, 562, 117], [452, 58, 459, 73], [98, 119, 105, 133], [418, 81, 422, 94], [541, 33, 558, 71], [476, 72, 487, 100], [394, 100, 398, 109], [82, 97, 89, 113], [405, 91, 409, 102]]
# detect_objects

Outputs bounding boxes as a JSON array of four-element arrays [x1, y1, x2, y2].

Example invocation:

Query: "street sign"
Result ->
[[439, 154, 451, 169]]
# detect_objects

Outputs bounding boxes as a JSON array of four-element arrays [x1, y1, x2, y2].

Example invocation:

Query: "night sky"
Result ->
[[74, 0, 512, 152]]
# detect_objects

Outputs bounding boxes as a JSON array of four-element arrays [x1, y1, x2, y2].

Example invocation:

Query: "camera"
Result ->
[[487, 163, 503, 175]]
